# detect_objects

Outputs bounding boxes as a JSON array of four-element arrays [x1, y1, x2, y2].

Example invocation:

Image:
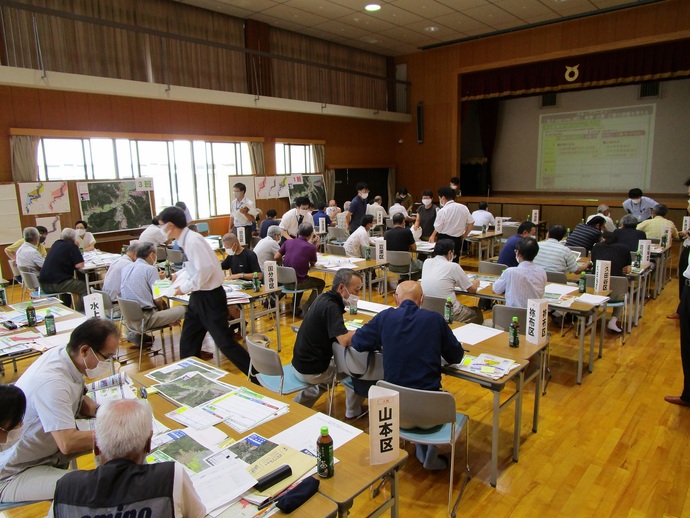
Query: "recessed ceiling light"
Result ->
[[425, 26, 440, 32], [365, 4, 381, 12]]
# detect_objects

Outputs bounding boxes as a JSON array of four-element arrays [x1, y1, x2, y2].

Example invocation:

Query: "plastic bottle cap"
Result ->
[[320, 426, 329, 436], [446, 297, 452, 302], [46, 310, 51, 315], [512, 317, 518, 322]]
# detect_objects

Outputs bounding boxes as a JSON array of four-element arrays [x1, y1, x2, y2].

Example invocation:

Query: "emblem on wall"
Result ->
[[564, 65, 580, 82]]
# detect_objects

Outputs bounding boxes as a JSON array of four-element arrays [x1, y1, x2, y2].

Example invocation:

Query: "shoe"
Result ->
[[345, 405, 368, 421], [143, 334, 154, 343], [664, 396, 690, 407], [199, 351, 214, 361], [667, 313, 680, 320], [424, 454, 448, 471], [550, 314, 564, 326], [607, 321, 622, 333]]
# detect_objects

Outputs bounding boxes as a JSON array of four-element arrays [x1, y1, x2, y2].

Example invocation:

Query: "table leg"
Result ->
[[598, 303, 606, 359], [577, 314, 586, 384], [533, 352, 542, 432], [491, 390, 500, 487], [249, 302, 256, 334], [391, 469, 399, 518], [628, 280, 635, 333], [513, 372, 523, 462], [383, 266, 388, 305], [274, 293, 282, 353], [589, 310, 597, 372]]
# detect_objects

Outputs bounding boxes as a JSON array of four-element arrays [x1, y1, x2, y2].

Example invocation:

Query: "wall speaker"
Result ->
[[416, 102, 424, 144]]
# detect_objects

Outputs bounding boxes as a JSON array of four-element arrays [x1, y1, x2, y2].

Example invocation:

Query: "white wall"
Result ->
[[492, 78, 690, 194]]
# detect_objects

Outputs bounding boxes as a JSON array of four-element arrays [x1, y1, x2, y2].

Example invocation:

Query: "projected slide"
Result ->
[[537, 105, 655, 191]]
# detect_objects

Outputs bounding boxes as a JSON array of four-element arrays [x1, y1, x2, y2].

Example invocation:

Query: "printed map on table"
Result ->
[[147, 430, 212, 473], [77, 180, 153, 232], [18, 181, 70, 214], [155, 372, 234, 408]]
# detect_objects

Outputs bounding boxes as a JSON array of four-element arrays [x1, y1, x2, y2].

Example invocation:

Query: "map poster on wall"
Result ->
[[77, 179, 154, 233], [18, 181, 70, 215], [288, 175, 326, 208], [35, 216, 62, 248], [254, 176, 290, 199]]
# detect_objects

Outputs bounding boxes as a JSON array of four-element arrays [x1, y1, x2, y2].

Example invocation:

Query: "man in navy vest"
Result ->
[[51, 399, 205, 517]]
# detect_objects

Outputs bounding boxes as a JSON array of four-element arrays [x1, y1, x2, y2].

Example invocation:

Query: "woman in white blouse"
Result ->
[[75, 220, 96, 251]]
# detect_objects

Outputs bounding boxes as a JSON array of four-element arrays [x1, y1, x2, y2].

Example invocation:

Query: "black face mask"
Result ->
[[39, 236, 46, 244]]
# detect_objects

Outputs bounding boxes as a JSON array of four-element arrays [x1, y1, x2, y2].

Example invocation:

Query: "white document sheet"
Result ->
[[269, 412, 362, 455], [452, 323, 504, 345], [356, 300, 392, 314], [544, 283, 577, 296], [191, 459, 257, 513], [575, 294, 610, 305], [36, 316, 88, 336]]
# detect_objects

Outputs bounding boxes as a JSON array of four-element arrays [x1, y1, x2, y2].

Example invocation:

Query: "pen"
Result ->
[[252, 502, 277, 518]]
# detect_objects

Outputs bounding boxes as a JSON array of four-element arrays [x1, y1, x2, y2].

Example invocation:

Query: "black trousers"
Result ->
[[681, 280, 690, 402], [438, 233, 462, 263], [179, 286, 250, 375], [679, 246, 689, 301]]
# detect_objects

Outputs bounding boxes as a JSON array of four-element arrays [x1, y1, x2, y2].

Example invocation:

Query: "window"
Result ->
[[275, 143, 316, 175], [36, 136, 253, 219]]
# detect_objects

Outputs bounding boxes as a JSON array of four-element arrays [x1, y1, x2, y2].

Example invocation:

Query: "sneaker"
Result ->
[[345, 406, 368, 421]]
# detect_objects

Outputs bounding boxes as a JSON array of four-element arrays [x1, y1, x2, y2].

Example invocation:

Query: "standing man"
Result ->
[[39, 228, 88, 311], [449, 177, 461, 197], [492, 238, 547, 308], [279, 197, 313, 242], [623, 188, 657, 222], [414, 190, 439, 241], [0, 319, 120, 503], [668, 177, 690, 320], [228, 182, 256, 242], [429, 187, 474, 263], [346, 182, 369, 234], [159, 207, 251, 375], [666, 259, 690, 407], [497, 221, 537, 268]]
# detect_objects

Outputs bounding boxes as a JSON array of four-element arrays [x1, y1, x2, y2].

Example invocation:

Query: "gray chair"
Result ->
[[167, 249, 184, 264], [325, 244, 347, 256], [117, 298, 172, 369], [490, 305, 527, 331], [331, 343, 384, 420], [545, 271, 568, 284], [421, 295, 446, 317], [20, 270, 75, 307], [327, 226, 349, 244], [478, 261, 508, 276], [276, 266, 311, 322], [195, 222, 210, 235], [246, 335, 312, 397], [376, 380, 470, 517], [387, 251, 421, 281], [566, 245, 588, 259], [585, 274, 629, 344]]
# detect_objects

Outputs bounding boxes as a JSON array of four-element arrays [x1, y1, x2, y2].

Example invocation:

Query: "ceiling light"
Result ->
[[424, 26, 440, 32], [365, 4, 381, 12]]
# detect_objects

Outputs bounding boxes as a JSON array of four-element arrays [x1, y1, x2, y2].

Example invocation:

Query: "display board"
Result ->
[[35, 215, 62, 248], [536, 105, 655, 191], [254, 176, 290, 199], [288, 175, 327, 208], [77, 179, 153, 233], [18, 181, 70, 215], [0, 184, 23, 245]]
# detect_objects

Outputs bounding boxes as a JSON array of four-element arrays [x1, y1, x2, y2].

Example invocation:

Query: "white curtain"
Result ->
[[312, 144, 325, 173], [11, 136, 40, 182], [324, 168, 335, 201], [248, 142, 265, 175], [387, 167, 396, 209]]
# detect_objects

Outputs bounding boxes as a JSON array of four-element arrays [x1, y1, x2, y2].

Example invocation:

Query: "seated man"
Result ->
[[344, 214, 375, 258], [51, 399, 205, 518], [421, 239, 482, 324], [139, 216, 169, 247], [636, 203, 679, 241], [6, 226, 48, 282], [259, 209, 279, 238], [275, 223, 324, 317], [366, 196, 388, 221], [325, 199, 341, 220], [471, 201, 496, 228], [120, 242, 186, 343], [623, 187, 657, 222], [335, 201, 350, 230], [292, 269, 364, 418], [38, 228, 88, 311], [0, 319, 120, 503], [388, 197, 414, 224], [312, 202, 335, 230], [534, 225, 590, 274], [0, 384, 26, 449], [384, 213, 422, 279], [102, 241, 138, 302], [587, 204, 616, 232], [253, 226, 282, 275], [497, 221, 537, 268], [591, 232, 632, 333], [221, 233, 262, 331], [614, 214, 647, 251], [15, 227, 44, 275], [492, 238, 547, 308], [565, 216, 606, 253], [350, 281, 463, 470]]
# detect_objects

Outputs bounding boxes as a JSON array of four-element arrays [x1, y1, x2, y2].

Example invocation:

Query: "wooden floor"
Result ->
[[2, 252, 689, 518]]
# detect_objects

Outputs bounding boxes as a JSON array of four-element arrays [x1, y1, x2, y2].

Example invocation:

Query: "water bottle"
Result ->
[[566, 228, 571, 238], [444, 297, 454, 324], [509, 316, 520, 348], [364, 246, 371, 261], [482, 224, 487, 234], [634, 250, 641, 268], [121, 244, 126, 255], [0, 285, 6, 306], [164, 260, 171, 279], [578, 272, 586, 293], [317, 426, 334, 478], [661, 233, 667, 248], [253, 272, 261, 292], [45, 309, 56, 336], [26, 301, 36, 327], [526, 214, 531, 222]]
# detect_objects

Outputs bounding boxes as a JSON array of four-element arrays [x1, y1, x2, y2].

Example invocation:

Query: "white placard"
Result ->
[[375, 241, 386, 263], [134, 177, 154, 192], [639, 239, 652, 266], [682, 216, 690, 233], [83, 293, 105, 319], [376, 210, 383, 226], [236, 226, 246, 246], [531, 209, 540, 224], [495, 217, 503, 234], [594, 260, 611, 293], [264, 261, 278, 291], [368, 385, 399, 466], [318, 217, 326, 234], [526, 299, 549, 346]]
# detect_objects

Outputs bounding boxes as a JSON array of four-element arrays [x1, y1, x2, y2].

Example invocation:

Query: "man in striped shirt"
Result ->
[[565, 216, 605, 253], [534, 225, 591, 274]]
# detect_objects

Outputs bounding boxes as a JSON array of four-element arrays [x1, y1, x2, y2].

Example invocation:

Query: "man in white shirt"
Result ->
[[102, 242, 138, 301], [15, 227, 44, 275], [0, 319, 120, 503], [586, 205, 616, 232], [344, 215, 374, 258], [228, 182, 256, 239], [51, 399, 206, 518], [159, 207, 251, 376], [429, 187, 474, 262], [420, 239, 482, 323], [336, 201, 350, 230], [492, 238, 547, 308], [253, 226, 282, 275], [471, 202, 496, 228], [367, 195, 388, 220], [279, 196, 313, 241], [139, 216, 169, 247], [388, 197, 414, 223], [325, 200, 341, 219]]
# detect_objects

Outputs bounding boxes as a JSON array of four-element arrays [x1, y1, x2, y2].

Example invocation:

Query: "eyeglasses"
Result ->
[[0, 422, 22, 433], [91, 347, 114, 361]]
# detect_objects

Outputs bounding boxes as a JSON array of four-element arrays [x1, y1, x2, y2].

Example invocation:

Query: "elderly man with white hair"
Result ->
[[38, 227, 87, 311], [15, 227, 44, 275], [587, 204, 616, 232], [51, 399, 205, 517], [253, 225, 283, 276]]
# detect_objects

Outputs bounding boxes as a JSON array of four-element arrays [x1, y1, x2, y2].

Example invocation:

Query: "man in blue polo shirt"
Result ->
[[497, 221, 537, 267], [346, 182, 369, 234]]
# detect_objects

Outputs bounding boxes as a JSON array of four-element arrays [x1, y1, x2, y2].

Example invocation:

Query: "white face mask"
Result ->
[[360, 192, 369, 200], [84, 348, 111, 379], [342, 286, 359, 307], [234, 192, 243, 200], [77, 228, 86, 237], [0, 424, 23, 447], [422, 199, 432, 206], [225, 247, 235, 256], [631, 199, 641, 205]]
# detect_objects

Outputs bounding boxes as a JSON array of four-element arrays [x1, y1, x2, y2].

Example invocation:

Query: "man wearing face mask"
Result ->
[[228, 182, 256, 239], [0, 319, 120, 503], [15, 227, 45, 275], [253, 226, 283, 276], [622, 188, 657, 222], [0, 385, 26, 452], [346, 182, 370, 234], [279, 196, 313, 242], [39, 228, 88, 311], [139, 216, 169, 247], [221, 233, 262, 332], [5, 226, 48, 282], [414, 190, 439, 241], [429, 187, 474, 263], [291, 269, 365, 418]]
